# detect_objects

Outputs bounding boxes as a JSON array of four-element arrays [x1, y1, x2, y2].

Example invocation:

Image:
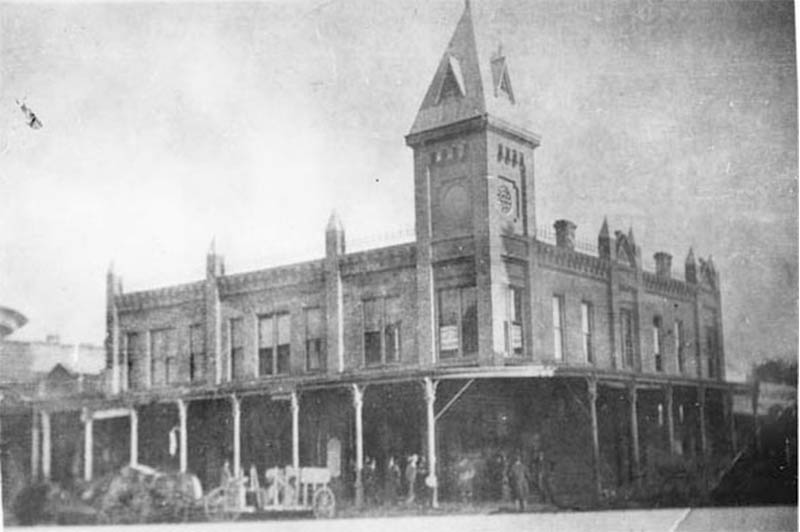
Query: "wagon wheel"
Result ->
[[203, 486, 241, 522], [312, 486, 335, 519]]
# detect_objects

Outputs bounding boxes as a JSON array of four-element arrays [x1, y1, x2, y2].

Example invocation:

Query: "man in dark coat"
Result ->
[[509, 455, 530, 512]]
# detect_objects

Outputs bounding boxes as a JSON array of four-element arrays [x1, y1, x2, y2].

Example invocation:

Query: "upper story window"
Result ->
[[258, 313, 291, 376], [151, 328, 177, 386], [552, 295, 565, 361], [438, 287, 478, 360], [653, 316, 663, 372], [620, 308, 635, 369], [124, 331, 141, 391], [505, 286, 524, 356], [581, 301, 594, 364], [189, 324, 205, 383], [229, 318, 245, 381], [674, 320, 685, 374], [363, 296, 402, 366], [305, 307, 326, 372]]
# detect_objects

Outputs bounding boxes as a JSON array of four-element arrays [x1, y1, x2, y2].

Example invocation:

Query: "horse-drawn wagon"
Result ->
[[203, 465, 336, 521]]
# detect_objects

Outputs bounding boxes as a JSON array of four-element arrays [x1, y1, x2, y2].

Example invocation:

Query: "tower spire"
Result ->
[[407, 0, 527, 138], [598, 217, 611, 259]]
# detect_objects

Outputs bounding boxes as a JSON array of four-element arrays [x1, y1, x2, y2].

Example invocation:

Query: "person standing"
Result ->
[[364, 457, 378, 506], [509, 455, 530, 512], [385, 456, 401, 504], [405, 454, 418, 504]]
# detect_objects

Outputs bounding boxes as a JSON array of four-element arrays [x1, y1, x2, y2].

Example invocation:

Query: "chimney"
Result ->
[[554, 219, 576, 251], [654, 252, 672, 278], [685, 247, 697, 284], [598, 217, 611, 259]]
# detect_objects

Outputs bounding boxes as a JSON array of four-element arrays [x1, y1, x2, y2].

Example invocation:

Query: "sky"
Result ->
[[0, 0, 796, 381]]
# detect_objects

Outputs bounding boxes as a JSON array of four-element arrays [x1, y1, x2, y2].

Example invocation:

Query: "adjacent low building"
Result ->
[[5, 1, 752, 511], [0, 336, 104, 520]]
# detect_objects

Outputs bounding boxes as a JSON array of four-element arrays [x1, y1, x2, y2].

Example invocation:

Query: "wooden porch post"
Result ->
[[628, 383, 641, 490], [666, 385, 675, 455], [727, 388, 737, 454], [698, 386, 708, 458], [588, 378, 601, 503], [424, 377, 439, 508], [41, 410, 52, 480], [82, 407, 94, 481], [129, 407, 138, 466], [351, 384, 364, 508], [291, 391, 300, 472], [232, 395, 241, 477], [178, 399, 188, 473], [752, 380, 761, 454], [31, 409, 40, 481]]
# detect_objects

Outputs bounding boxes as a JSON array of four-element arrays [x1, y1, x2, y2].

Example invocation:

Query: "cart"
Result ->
[[95, 464, 203, 524], [204, 465, 336, 521]]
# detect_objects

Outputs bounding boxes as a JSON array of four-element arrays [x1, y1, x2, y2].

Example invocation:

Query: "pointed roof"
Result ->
[[326, 210, 344, 233], [599, 217, 610, 239], [685, 247, 696, 264], [408, 1, 530, 137]]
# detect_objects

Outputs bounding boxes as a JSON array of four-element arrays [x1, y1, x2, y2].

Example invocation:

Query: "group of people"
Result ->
[[358, 453, 427, 506], [455, 449, 554, 512], [507, 449, 555, 511], [355, 449, 553, 511]]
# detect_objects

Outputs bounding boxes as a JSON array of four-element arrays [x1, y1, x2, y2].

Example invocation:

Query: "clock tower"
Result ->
[[406, 0, 540, 366]]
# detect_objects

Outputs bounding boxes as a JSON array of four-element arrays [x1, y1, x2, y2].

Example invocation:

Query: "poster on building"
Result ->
[[439, 325, 459, 352]]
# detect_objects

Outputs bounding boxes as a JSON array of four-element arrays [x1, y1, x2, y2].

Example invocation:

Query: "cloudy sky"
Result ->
[[0, 0, 795, 380]]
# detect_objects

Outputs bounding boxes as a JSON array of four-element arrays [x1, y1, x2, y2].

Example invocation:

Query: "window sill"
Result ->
[[503, 356, 532, 365], [255, 373, 292, 380], [436, 356, 479, 367], [363, 362, 403, 370]]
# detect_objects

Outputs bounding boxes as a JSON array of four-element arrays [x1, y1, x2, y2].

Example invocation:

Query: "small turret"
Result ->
[[598, 217, 611, 259], [685, 247, 697, 284], [206, 238, 225, 278], [627, 226, 637, 250], [106, 262, 121, 298], [699, 255, 718, 290], [325, 211, 346, 258]]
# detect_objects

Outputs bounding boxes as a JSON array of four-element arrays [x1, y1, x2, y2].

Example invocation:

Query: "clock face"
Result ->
[[442, 182, 470, 225], [496, 184, 514, 215]]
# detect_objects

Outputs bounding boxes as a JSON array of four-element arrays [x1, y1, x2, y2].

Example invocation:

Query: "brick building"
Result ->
[[7, 1, 751, 510]]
